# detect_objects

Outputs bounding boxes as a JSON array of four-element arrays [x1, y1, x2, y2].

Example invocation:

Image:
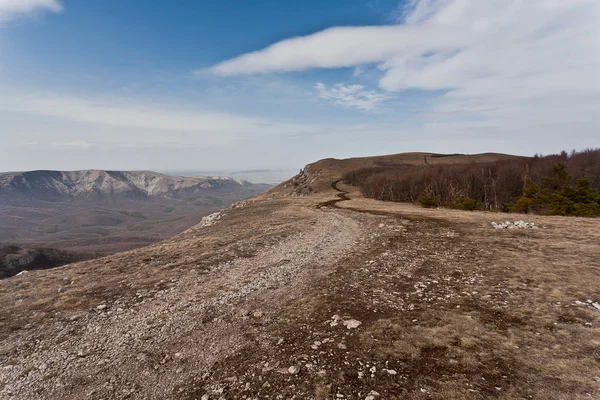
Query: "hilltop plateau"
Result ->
[[0, 153, 598, 399]]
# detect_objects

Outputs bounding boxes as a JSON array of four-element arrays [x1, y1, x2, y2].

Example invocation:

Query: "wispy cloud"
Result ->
[[315, 83, 389, 111], [208, 0, 600, 143], [0, 0, 62, 22], [0, 89, 343, 147]]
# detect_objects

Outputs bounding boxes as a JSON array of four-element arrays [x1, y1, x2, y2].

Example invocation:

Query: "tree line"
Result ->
[[342, 149, 600, 216]]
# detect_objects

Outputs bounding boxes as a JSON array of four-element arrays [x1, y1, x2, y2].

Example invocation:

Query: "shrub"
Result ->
[[448, 198, 478, 211], [418, 196, 438, 208]]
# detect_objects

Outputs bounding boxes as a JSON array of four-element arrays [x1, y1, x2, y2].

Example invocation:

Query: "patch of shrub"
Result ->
[[418, 196, 438, 208], [448, 198, 478, 211]]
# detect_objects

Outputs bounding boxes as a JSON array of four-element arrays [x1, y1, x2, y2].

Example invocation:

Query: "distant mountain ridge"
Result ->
[[0, 170, 253, 201]]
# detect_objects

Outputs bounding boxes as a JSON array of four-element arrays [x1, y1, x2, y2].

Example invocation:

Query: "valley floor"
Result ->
[[0, 183, 599, 399]]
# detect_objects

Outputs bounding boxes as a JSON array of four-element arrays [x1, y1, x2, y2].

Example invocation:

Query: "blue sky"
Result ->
[[0, 0, 598, 171]]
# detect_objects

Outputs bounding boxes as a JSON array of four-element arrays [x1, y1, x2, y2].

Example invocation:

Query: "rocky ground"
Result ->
[[0, 179, 599, 399]]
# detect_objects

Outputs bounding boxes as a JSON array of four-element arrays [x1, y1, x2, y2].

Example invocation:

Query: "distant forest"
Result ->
[[343, 149, 600, 216]]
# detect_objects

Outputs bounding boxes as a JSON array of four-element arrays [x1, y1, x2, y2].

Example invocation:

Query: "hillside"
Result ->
[[268, 152, 523, 197], [0, 170, 270, 265], [0, 153, 598, 399]]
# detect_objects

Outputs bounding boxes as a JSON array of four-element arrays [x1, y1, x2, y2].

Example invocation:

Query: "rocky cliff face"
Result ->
[[0, 170, 252, 202]]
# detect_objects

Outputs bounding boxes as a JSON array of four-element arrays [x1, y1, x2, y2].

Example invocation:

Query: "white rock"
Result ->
[[288, 365, 300, 375], [96, 304, 107, 310], [343, 319, 362, 329], [365, 390, 380, 400], [330, 314, 341, 327], [592, 302, 600, 311]]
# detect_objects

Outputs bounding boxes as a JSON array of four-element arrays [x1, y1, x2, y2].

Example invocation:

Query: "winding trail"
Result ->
[[315, 180, 349, 209]]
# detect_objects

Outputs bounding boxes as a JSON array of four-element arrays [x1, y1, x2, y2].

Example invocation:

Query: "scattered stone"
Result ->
[[201, 395, 209, 400], [69, 313, 85, 321], [385, 369, 397, 375], [592, 302, 600, 311], [16, 270, 29, 276], [252, 311, 264, 318], [288, 365, 301, 375], [365, 390, 380, 399], [329, 314, 341, 327], [200, 211, 224, 227], [337, 343, 347, 349], [343, 319, 362, 329], [96, 304, 107, 311], [491, 220, 537, 229]]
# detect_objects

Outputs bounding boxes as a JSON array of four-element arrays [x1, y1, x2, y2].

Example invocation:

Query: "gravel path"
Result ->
[[0, 205, 365, 400]]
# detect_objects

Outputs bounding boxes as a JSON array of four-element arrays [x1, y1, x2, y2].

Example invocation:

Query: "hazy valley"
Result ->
[[0, 170, 270, 277]]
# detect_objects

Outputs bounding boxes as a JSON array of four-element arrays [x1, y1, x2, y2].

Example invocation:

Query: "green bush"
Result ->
[[418, 196, 438, 208], [543, 177, 600, 216], [448, 198, 478, 211]]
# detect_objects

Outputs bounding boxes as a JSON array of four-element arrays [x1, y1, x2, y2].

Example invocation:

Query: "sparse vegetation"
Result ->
[[45, 224, 58, 234], [343, 149, 600, 216], [119, 211, 148, 219], [417, 196, 438, 208]]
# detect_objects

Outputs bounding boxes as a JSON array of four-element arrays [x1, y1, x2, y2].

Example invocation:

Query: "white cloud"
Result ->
[[315, 82, 389, 111], [209, 0, 600, 145], [51, 140, 95, 149], [209, 23, 469, 76], [0, 0, 62, 21]]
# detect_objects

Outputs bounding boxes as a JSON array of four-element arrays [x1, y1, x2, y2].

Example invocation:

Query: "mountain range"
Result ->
[[0, 170, 270, 266], [0, 170, 254, 203]]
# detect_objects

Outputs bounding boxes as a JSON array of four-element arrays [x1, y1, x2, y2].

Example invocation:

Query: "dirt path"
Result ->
[[1, 188, 599, 399]]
